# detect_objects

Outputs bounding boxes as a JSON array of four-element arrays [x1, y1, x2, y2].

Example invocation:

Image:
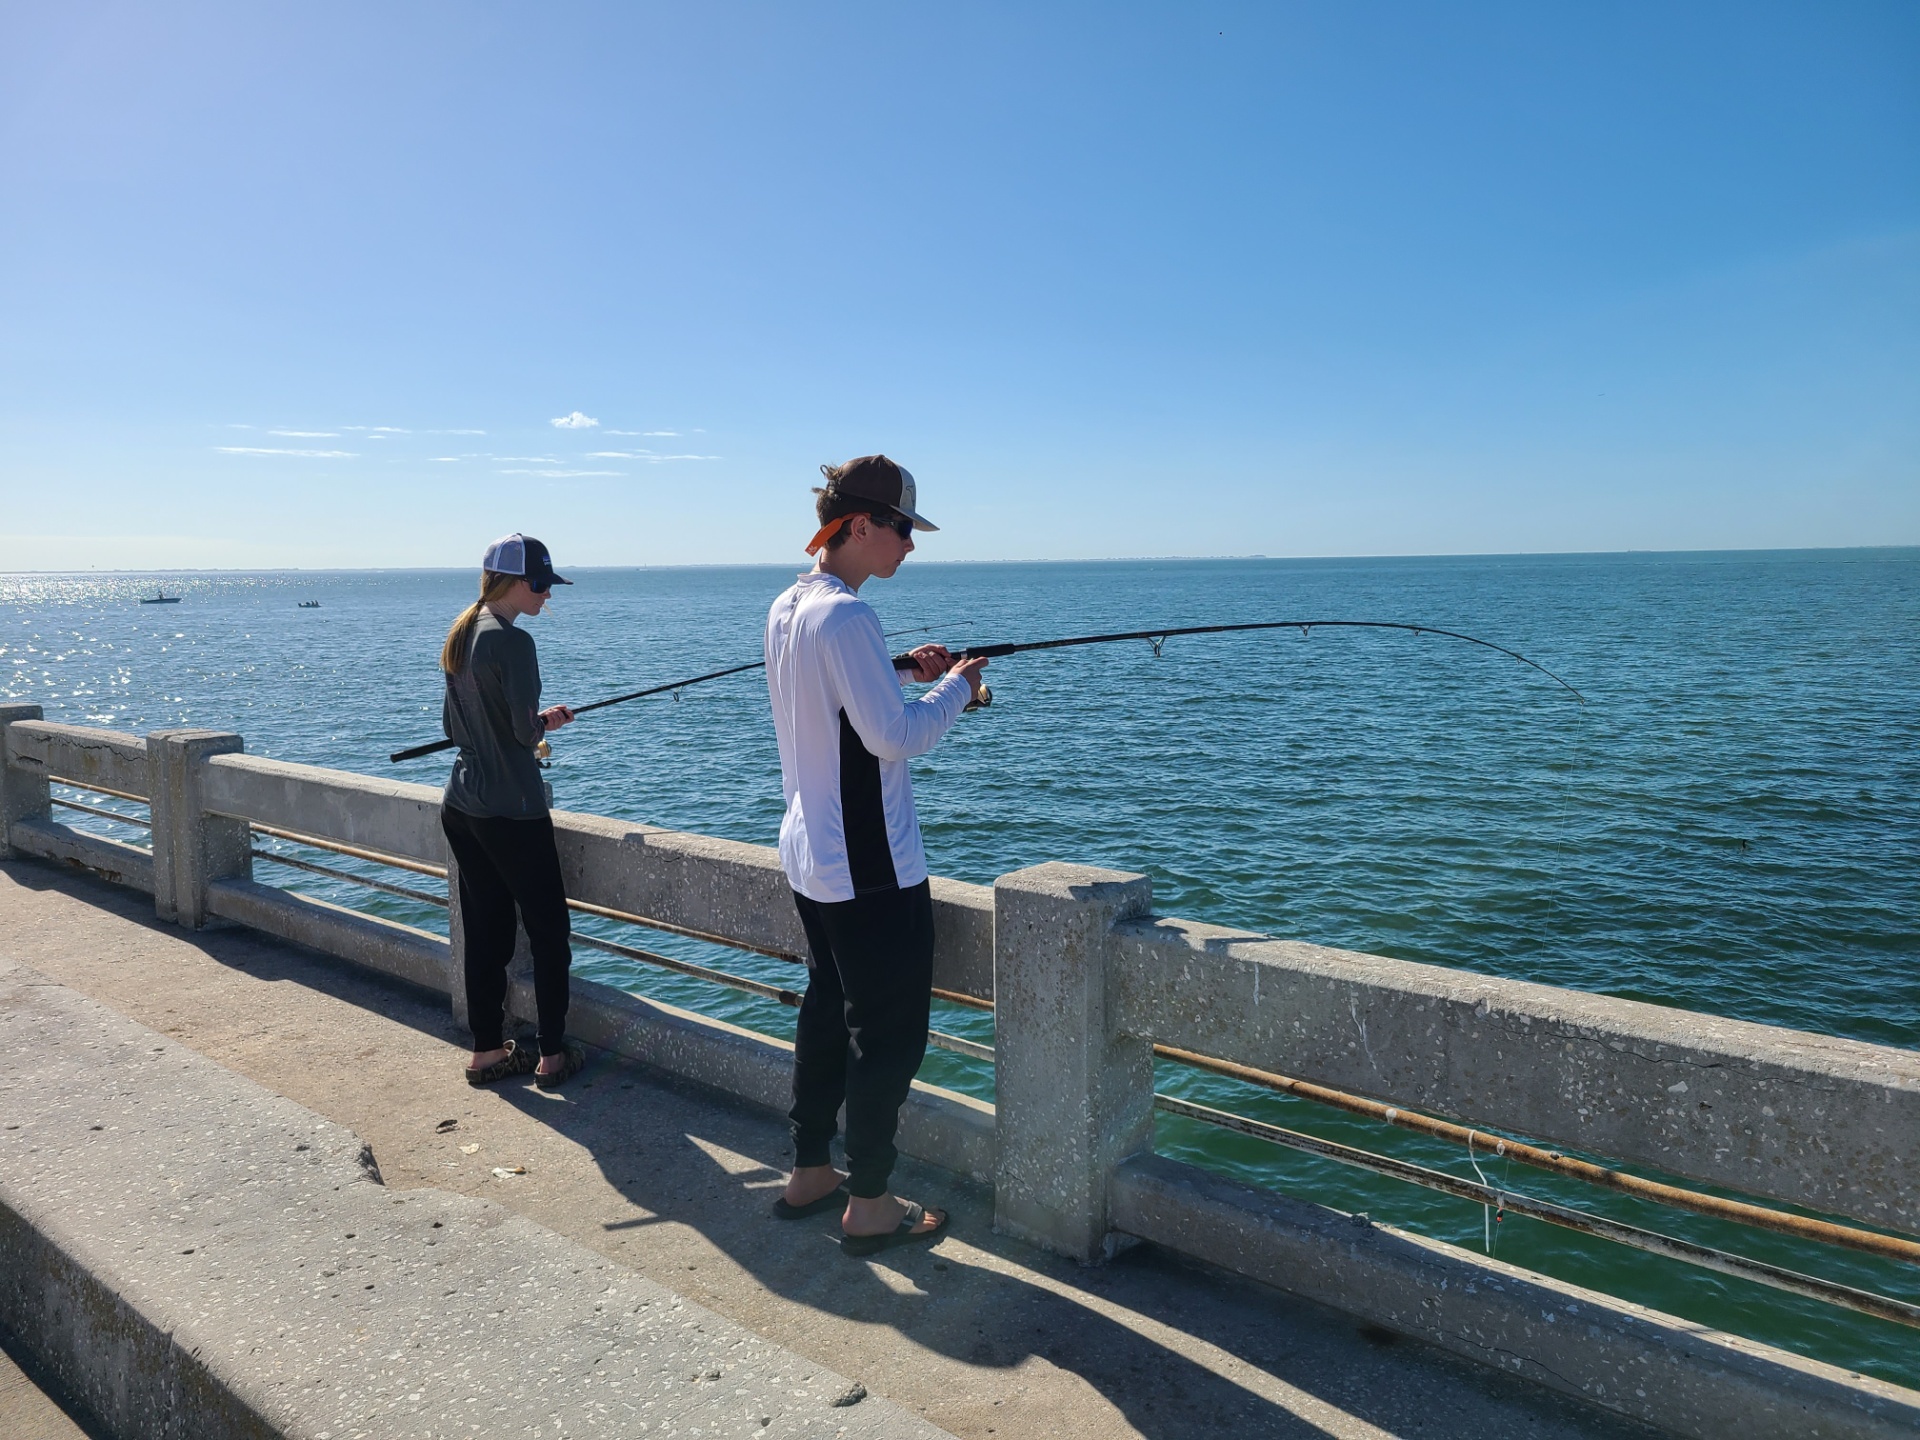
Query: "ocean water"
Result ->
[[4, 551, 1917, 1385]]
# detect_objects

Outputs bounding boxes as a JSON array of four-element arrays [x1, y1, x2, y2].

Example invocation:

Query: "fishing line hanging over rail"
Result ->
[[390, 617, 1581, 763]]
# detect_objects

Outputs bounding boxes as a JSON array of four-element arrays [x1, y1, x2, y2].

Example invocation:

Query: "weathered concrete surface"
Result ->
[[209, 876, 451, 993], [512, 972, 998, 1185], [147, 728, 248, 926], [0, 859, 1659, 1440], [197, 874, 997, 1183], [155, 746, 997, 1004], [0, 1337, 95, 1440], [1113, 1155, 1920, 1440], [0, 706, 52, 861], [0, 958, 948, 1440], [5, 819, 153, 894], [549, 810, 996, 1003], [1113, 916, 1920, 1234], [992, 863, 1155, 1260], [201, 752, 449, 864], [2, 721, 147, 800]]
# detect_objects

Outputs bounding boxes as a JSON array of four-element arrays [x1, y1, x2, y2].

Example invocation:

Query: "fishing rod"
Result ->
[[389, 618, 1579, 764], [954, 619, 1585, 702]]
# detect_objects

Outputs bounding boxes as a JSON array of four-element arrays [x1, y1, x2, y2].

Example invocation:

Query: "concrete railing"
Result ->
[[3, 704, 1917, 1440]]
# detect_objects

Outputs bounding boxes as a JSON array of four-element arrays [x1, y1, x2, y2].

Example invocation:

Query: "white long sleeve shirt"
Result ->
[[765, 571, 972, 903]]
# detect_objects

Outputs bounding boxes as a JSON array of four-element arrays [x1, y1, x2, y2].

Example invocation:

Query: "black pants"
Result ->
[[441, 806, 573, 1057], [789, 880, 934, 1199]]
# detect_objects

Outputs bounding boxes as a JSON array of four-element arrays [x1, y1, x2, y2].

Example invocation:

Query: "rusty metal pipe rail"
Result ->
[[245, 824, 805, 960], [919, 984, 1920, 1268], [242, 828, 987, 1062], [563, 894, 803, 963], [250, 849, 447, 909], [1153, 1043, 1920, 1268], [1155, 1092, 1920, 1330], [51, 797, 152, 828], [48, 780, 149, 805], [248, 822, 447, 878]]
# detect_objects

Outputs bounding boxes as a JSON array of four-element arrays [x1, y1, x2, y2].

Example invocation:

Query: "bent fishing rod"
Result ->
[[389, 618, 1581, 764]]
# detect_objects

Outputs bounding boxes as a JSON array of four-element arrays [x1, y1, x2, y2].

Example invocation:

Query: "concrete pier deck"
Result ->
[[0, 860, 1663, 1439], [0, 1340, 92, 1439]]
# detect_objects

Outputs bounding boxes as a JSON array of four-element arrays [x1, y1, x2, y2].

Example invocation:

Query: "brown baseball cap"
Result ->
[[814, 454, 939, 532]]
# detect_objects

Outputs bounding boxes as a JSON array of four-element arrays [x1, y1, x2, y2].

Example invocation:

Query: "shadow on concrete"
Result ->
[[0, 1318, 110, 1440], [8, 862, 1652, 1440]]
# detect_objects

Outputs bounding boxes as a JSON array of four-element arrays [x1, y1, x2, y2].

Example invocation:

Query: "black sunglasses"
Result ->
[[870, 511, 914, 541]]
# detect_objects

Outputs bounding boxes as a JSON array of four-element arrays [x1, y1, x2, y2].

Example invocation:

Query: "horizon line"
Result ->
[[2, 542, 1917, 579]]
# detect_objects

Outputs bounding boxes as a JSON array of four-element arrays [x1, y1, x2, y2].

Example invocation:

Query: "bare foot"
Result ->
[[843, 1191, 945, 1238], [468, 1047, 510, 1070], [536, 1054, 565, 1077], [783, 1163, 849, 1208]]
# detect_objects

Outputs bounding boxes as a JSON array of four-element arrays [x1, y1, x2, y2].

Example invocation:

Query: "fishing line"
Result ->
[[390, 616, 1582, 763], [1467, 1132, 1509, 1255]]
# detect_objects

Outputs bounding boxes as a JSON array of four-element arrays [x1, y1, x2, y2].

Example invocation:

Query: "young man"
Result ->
[[763, 454, 988, 1256]]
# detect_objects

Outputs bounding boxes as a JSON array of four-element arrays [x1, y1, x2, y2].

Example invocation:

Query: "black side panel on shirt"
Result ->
[[838, 708, 898, 894]]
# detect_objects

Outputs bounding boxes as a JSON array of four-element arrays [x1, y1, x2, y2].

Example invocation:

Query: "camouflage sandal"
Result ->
[[465, 1039, 538, 1087], [534, 1043, 587, 1091]]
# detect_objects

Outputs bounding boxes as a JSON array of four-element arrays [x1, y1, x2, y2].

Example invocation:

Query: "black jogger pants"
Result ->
[[788, 879, 935, 1199], [441, 805, 573, 1057]]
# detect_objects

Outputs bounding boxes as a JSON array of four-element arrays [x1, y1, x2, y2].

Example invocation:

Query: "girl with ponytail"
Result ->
[[439, 534, 582, 1090]]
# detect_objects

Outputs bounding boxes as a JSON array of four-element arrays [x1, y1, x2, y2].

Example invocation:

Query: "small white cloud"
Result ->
[[550, 411, 599, 429], [369, 426, 410, 433], [496, 468, 623, 478], [494, 455, 563, 463], [581, 448, 718, 463], [429, 456, 462, 463], [428, 428, 486, 435], [269, 429, 338, 438], [605, 428, 681, 437], [644, 430, 680, 437], [215, 446, 356, 458]]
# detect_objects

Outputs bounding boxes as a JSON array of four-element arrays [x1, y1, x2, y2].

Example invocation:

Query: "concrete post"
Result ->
[[0, 704, 50, 860], [992, 861, 1155, 1261], [147, 729, 249, 927]]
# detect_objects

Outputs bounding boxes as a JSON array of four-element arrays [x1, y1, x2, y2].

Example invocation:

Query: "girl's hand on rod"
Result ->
[[540, 704, 575, 731]]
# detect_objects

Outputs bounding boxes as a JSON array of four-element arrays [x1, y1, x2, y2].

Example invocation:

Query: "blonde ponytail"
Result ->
[[441, 571, 521, 675]]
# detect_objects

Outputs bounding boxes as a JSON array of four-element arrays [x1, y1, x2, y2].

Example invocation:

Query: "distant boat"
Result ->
[[139, 590, 180, 604], [298, 601, 322, 608]]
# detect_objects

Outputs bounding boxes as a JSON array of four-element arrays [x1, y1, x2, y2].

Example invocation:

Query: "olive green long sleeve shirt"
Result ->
[[442, 608, 549, 818]]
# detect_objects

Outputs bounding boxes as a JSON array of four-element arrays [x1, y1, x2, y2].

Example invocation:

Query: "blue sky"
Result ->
[[2, 2, 1914, 569]]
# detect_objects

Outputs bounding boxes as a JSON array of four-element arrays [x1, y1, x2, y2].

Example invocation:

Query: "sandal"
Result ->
[[840, 1200, 949, 1257], [771, 1184, 849, 1220], [465, 1039, 537, 1087], [534, 1043, 587, 1091]]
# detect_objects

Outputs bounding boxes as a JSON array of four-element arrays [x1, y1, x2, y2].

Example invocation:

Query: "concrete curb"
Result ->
[[0, 961, 951, 1440], [1113, 1154, 1920, 1440]]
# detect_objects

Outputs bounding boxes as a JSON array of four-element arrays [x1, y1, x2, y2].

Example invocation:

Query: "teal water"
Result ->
[[4, 552, 1917, 1385]]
